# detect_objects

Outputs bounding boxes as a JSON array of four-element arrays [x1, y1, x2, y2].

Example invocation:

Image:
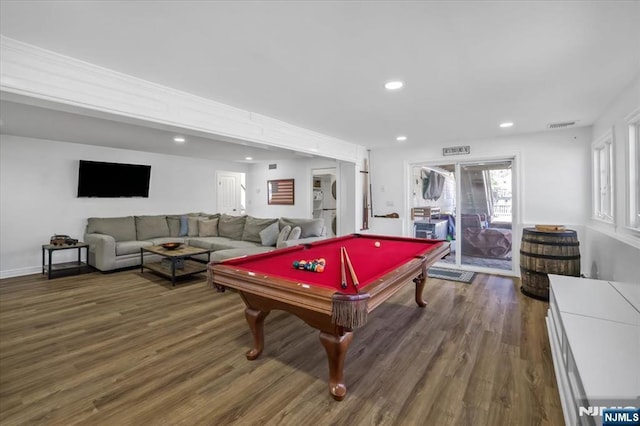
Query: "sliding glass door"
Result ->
[[459, 160, 513, 271], [410, 158, 515, 274]]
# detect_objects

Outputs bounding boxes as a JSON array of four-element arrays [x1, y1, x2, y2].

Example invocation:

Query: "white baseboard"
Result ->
[[0, 266, 41, 280]]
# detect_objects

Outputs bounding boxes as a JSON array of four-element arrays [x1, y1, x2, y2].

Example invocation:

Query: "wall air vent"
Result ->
[[547, 121, 578, 129], [268, 163, 277, 170]]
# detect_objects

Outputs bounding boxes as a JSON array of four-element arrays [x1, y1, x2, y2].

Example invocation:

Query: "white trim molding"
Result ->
[[0, 36, 363, 163], [624, 107, 640, 232], [0, 266, 42, 280], [591, 127, 615, 224]]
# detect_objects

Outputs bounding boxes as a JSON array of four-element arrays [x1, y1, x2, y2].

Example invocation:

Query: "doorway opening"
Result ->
[[312, 168, 337, 237], [410, 159, 515, 274]]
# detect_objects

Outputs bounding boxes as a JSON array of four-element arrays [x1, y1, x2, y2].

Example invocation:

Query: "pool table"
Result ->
[[208, 233, 450, 400]]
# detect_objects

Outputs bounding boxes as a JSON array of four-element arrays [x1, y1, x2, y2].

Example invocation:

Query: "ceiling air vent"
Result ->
[[547, 120, 578, 129], [268, 163, 277, 170]]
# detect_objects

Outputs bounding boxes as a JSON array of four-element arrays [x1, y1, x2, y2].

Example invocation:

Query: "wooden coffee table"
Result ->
[[141, 245, 212, 286]]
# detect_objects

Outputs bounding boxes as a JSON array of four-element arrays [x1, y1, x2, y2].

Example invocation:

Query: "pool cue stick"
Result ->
[[340, 247, 347, 289], [342, 247, 360, 292]]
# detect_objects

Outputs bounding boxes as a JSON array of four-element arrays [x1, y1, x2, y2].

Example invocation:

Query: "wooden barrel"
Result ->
[[520, 228, 580, 300]]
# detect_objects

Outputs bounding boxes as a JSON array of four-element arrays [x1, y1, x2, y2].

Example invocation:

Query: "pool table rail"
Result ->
[[210, 264, 340, 317]]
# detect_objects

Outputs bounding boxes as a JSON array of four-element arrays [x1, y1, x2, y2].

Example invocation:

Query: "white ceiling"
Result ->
[[1, 1, 639, 156]]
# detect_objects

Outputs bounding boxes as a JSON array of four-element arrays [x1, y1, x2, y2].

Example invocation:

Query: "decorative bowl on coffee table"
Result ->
[[161, 242, 182, 250]]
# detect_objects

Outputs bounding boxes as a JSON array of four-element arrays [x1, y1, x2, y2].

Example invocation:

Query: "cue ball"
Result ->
[[374, 241, 381, 247]]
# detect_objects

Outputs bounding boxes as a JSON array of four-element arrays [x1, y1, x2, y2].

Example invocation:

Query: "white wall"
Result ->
[[246, 158, 341, 219], [340, 162, 357, 236], [0, 135, 247, 278], [583, 75, 640, 282], [581, 229, 640, 282], [369, 126, 592, 274], [370, 127, 592, 231]]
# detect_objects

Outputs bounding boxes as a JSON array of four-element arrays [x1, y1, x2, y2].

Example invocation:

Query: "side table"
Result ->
[[42, 242, 90, 279]]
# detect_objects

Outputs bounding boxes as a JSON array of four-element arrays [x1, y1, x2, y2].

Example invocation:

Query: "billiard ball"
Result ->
[[374, 241, 381, 248]]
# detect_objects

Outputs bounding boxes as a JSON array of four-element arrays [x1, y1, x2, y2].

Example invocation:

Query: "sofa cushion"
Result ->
[[188, 237, 261, 251], [222, 240, 263, 249], [210, 247, 275, 263], [199, 218, 219, 237], [135, 216, 171, 240], [218, 214, 247, 239], [87, 216, 136, 242], [259, 222, 280, 246], [276, 225, 292, 249], [187, 217, 206, 237], [164, 214, 190, 236], [116, 240, 153, 256], [187, 212, 218, 219], [149, 237, 187, 246], [242, 216, 278, 243], [279, 218, 325, 238], [167, 217, 181, 237], [188, 237, 230, 251], [288, 226, 302, 241]]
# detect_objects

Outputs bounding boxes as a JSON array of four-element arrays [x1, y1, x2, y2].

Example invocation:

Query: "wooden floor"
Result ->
[[0, 269, 564, 425]]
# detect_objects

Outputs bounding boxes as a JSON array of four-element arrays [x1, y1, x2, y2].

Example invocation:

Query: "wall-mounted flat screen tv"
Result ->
[[77, 160, 151, 197]]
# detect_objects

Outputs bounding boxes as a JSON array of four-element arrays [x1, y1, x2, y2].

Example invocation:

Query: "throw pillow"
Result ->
[[198, 218, 219, 237], [276, 225, 292, 249], [187, 217, 203, 237], [242, 216, 278, 243], [259, 222, 280, 246], [288, 226, 302, 241], [279, 218, 325, 237], [218, 214, 247, 239], [179, 216, 188, 236]]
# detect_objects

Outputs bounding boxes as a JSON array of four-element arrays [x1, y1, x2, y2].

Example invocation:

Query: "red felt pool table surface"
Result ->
[[222, 234, 446, 293]]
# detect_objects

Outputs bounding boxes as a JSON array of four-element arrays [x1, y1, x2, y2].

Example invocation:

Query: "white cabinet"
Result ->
[[547, 275, 640, 426]]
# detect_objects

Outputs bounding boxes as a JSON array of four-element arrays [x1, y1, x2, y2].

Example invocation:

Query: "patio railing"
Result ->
[[493, 203, 512, 218]]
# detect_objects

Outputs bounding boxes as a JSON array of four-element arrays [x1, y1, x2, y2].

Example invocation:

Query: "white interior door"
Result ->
[[216, 171, 243, 215]]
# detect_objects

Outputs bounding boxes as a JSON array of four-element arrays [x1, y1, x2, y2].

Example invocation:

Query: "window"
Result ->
[[626, 108, 640, 231], [592, 129, 614, 223]]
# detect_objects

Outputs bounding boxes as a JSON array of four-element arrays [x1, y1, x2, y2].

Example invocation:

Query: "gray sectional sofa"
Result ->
[[84, 213, 327, 272]]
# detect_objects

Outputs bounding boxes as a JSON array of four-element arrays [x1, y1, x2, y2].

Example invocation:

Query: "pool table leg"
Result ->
[[319, 331, 353, 401], [414, 272, 427, 307], [245, 308, 270, 360]]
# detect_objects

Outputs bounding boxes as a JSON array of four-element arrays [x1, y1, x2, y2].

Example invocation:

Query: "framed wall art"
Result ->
[[268, 179, 295, 205]]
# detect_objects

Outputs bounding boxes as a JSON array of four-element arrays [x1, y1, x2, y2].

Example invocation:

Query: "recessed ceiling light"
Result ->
[[245, 156, 253, 161], [396, 136, 407, 142], [173, 136, 186, 143], [499, 122, 514, 128], [385, 81, 404, 90]]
